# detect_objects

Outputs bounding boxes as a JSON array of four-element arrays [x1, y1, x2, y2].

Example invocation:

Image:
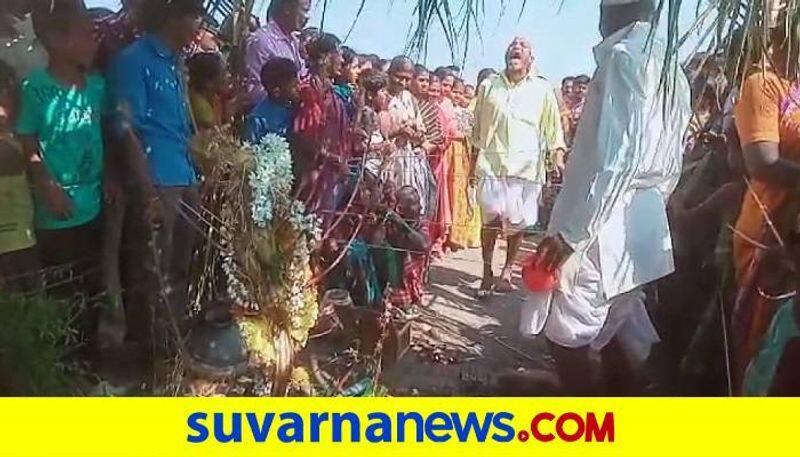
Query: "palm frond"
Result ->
[[217, 0, 800, 90]]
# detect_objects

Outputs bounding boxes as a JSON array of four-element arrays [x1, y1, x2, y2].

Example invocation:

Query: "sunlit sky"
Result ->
[[86, 0, 706, 84]]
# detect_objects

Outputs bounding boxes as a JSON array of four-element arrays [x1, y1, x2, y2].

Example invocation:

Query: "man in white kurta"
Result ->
[[520, 0, 691, 392]]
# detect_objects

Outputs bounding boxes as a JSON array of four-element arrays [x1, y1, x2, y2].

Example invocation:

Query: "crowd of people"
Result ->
[[0, 0, 798, 397], [0, 0, 535, 372], [559, 74, 590, 145]]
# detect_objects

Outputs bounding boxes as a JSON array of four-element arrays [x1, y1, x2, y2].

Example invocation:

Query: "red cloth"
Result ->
[[293, 78, 353, 228], [387, 221, 430, 308], [294, 78, 352, 162]]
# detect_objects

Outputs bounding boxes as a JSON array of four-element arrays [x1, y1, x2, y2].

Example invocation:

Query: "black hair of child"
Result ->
[[260, 57, 299, 94]]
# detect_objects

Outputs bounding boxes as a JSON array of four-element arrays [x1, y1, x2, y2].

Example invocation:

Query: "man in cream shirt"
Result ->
[[471, 37, 565, 297], [522, 0, 691, 394]]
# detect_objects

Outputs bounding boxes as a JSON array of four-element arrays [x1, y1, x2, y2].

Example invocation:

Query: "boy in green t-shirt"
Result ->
[[16, 2, 104, 317], [0, 60, 39, 293]]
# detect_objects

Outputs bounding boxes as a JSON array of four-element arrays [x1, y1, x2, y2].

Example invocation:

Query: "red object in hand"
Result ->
[[522, 254, 559, 292]]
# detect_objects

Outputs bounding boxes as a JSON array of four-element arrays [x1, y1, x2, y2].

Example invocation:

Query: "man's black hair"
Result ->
[[267, 0, 298, 20], [261, 57, 299, 93], [413, 64, 429, 76], [87, 6, 114, 20], [306, 33, 341, 64], [575, 74, 590, 84], [140, 0, 204, 32], [341, 46, 357, 66], [434, 66, 454, 80]]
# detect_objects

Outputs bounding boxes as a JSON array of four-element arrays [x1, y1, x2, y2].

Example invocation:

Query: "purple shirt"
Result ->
[[243, 19, 306, 105]]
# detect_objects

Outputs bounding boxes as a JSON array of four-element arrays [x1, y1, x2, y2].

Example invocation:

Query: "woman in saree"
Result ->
[[741, 209, 800, 396], [448, 77, 481, 250], [411, 67, 450, 255], [731, 11, 800, 392], [293, 33, 352, 229], [429, 69, 457, 253]]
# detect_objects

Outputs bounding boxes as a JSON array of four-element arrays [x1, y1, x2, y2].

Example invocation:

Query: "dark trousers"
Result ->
[[36, 218, 104, 348], [127, 186, 199, 355]]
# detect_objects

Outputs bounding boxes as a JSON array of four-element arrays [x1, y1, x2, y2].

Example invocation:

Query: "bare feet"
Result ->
[[495, 267, 516, 293], [477, 267, 494, 299]]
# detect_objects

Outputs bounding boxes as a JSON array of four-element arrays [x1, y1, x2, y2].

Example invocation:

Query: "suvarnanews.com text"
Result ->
[[187, 410, 615, 444]]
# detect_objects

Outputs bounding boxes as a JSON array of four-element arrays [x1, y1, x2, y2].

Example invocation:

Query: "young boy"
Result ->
[[111, 0, 204, 351], [15, 2, 104, 349], [385, 185, 430, 320], [0, 60, 38, 293], [17, 2, 104, 294], [242, 57, 299, 144]]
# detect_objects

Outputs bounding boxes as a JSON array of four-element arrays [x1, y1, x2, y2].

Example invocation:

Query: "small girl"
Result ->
[[187, 52, 231, 130], [0, 60, 38, 293]]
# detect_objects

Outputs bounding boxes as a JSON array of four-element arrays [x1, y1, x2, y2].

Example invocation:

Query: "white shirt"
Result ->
[[548, 22, 692, 299]]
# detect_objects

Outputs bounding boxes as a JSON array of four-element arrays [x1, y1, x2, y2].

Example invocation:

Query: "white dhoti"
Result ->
[[478, 176, 541, 231], [519, 244, 660, 365]]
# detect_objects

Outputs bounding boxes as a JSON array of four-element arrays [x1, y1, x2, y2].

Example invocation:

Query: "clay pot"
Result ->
[[186, 305, 248, 380]]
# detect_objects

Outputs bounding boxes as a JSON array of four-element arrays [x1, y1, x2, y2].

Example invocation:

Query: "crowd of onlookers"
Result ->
[[0, 0, 512, 371], [559, 74, 590, 146], [7, 0, 794, 398]]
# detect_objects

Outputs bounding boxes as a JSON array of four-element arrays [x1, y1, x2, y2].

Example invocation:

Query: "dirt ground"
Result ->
[[94, 239, 562, 396], [382, 240, 560, 396]]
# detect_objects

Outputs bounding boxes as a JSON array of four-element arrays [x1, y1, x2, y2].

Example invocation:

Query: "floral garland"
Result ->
[[249, 134, 294, 227], [190, 128, 322, 392]]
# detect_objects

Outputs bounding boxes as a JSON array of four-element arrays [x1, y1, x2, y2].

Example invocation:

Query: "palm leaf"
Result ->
[[216, 0, 800, 89]]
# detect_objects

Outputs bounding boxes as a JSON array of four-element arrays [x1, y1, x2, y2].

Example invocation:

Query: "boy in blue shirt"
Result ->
[[110, 0, 203, 355], [242, 57, 299, 144]]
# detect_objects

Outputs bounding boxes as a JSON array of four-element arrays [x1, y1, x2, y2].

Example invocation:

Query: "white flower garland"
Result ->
[[249, 134, 294, 228]]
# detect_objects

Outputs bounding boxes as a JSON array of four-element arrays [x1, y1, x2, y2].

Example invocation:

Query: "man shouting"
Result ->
[[471, 36, 565, 298]]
